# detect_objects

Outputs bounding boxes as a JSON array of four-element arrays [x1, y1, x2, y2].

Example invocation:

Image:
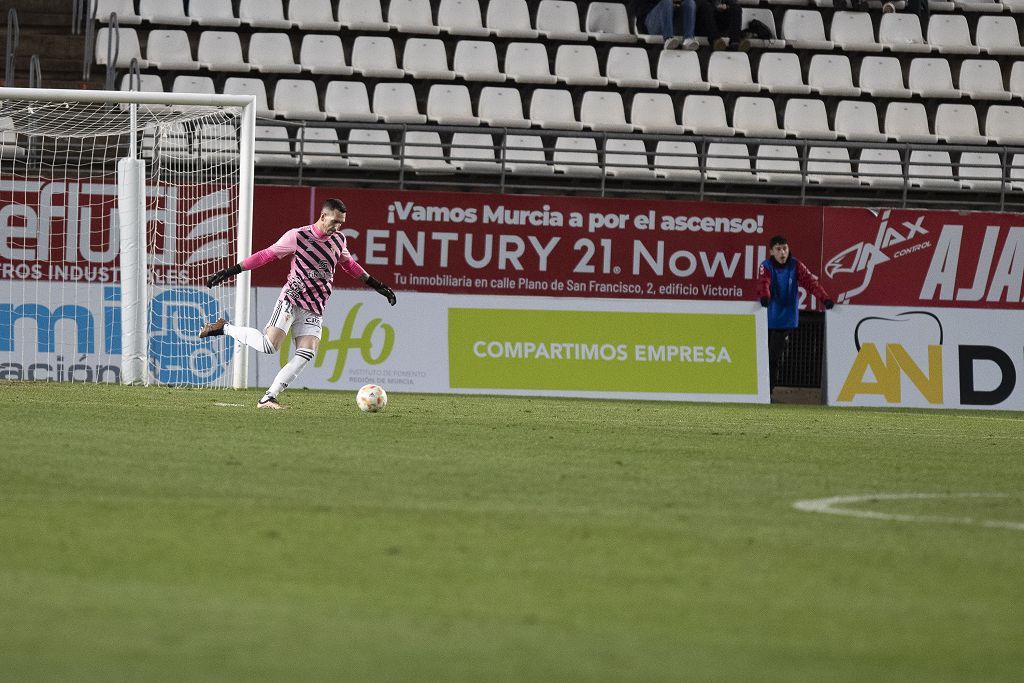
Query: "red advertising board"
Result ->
[[253, 186, 825, 305], [821, 207, 1024, 309], [4, 179, 1021, 310]]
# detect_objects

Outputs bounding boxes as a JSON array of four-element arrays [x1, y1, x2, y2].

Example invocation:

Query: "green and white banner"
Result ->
[[250, 292, 769, 403]]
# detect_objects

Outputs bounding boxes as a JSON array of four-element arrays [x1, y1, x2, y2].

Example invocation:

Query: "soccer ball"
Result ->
[[356, 384, 388, 412]]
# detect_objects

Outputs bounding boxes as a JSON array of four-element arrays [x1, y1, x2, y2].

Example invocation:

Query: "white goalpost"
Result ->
[[0, 87, 255, 388]]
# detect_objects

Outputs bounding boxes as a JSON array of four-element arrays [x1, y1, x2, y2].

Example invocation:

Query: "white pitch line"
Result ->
[[792, 492, 1024, 532], [212, 402, 246, 408]]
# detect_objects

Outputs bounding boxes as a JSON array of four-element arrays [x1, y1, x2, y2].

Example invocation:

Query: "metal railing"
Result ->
[[4, 8, 17, 87], [28, 54, 40, 88], [236, 120, 1024, 212]]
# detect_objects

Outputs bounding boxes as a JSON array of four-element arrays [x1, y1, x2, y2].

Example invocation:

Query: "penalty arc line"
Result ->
[[792, 492, 1024, 532]]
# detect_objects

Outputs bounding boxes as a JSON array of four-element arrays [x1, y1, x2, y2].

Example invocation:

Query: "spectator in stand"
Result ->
[[632, 0, 699, 50], [757, 235, 834, 399], [695, 0, 746, 51]]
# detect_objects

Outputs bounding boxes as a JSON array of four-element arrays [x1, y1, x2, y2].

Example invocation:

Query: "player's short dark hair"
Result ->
[[769, 235, 788, 248], [322, 198, 347, 214]]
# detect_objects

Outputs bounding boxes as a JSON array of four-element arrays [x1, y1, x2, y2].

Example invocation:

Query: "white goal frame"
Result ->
[[0, 87, 256, 389]]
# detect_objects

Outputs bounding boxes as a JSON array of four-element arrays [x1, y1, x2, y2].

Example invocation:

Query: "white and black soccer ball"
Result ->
[[356, 384, 388, 413]]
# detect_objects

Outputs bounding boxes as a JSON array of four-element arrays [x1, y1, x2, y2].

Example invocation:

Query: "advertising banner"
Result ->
[[822, 207, 1024, 310], [249, 186, 824, 307], [251, 290, 770, 403], [0, 281, 234, 385], [826, 305, 1024, 410]]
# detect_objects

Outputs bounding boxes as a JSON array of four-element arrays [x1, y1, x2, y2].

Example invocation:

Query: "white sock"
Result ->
[[225, 323, 278, 354], [266, 348, 315, 399]]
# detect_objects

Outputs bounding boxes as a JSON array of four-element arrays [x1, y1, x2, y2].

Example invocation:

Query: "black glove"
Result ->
[[824, 299, 835, 310], [365, 275, 397, 306], [207, 263, 243, 287], [760, 296, 770, 307]]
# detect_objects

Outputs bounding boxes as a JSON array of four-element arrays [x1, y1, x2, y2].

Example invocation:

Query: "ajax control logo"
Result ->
[[279, 303, 394, 381], [825, 209, 930, 304], [149, 287, 233, 385]]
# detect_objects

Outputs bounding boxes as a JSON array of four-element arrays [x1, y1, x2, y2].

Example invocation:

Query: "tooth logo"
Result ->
[[837, 311, 944, 404]]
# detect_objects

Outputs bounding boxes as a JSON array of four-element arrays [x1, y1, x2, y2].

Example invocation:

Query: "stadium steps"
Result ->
[[4, 0, 104, 90]]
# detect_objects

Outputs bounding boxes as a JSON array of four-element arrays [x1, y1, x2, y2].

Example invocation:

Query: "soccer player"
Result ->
[[198, 198, 396, 409], [757, 235, 833, 399]]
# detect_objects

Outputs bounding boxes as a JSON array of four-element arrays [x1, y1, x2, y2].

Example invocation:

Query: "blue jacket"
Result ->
[[758, 257, 829, 330]]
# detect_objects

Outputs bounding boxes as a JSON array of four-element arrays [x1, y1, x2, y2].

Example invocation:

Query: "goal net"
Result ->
[[0, 87, 255, 388]]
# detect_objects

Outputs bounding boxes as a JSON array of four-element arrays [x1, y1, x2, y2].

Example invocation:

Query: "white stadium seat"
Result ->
[[188, 0, 240, 27], [707, 52, 761, 92], [139, 0, 191, 26], [298, 128, 348, 168], [254, 125, 296, 166], [93, 0, 141, 24], [146, 30, 198, 70], [654, 141, 701, 181], [95, 27, 146, 68], [606, 47, 659, 88], [530, 89, 583, 130], [478, 87, 531, 128], [486, 0, 538, 38], [403, 131, 455, 173], [388, 0, 439, 34], [438, 0, 490, 36], [958, 152, 1004, 191], [553, 137, 602, 176], [372, 83, 427, 124], [784, 98, 837, 140], [878, 13, 930, 53], [934, 104, 987, 145], [830, 11, 882, 52], [605, 139, 655, 179], [732, 97, 785, 138], [682, 95, 734, 136], [247, 33, 302, 73], [808, 54, 860, 96], [223, 77, 275, 118], [985, 105, 1024, 144], [504, 43, 557, 84], [706, 143, 757, 183], [858, 148, 905, 188], [288, 0, 339, 31], [580, 91, 634, 133], [351, 37, 404, 79], [585, 2, 634, 42], [238, 0, 291, 29], [807, 147, 858, 186], [324, 81, 377, 122], [273, 80, 326, 121], [909, 150, 959, 190], [758, 53, 811, 94], [756, 145, 802, 184], [348, 129, 399, 169], [927, 15, 979, 55], [536, 0, 588, 41], [171, 75, 215, 95], [976, 16, 1024, 55], [884, 102, 938, 143], [450, 133, 501, 173], [781, 10, 833, 50], [908, 58, 961, 98], [197, 31, 250, 72], [299, 35, 353, 76], [503, 134, 554, 175], [657, 51, 709, 90], [835, 100, 886, 142], [859, 56, 912, 98], [555, 45, 608, 86], [426, 84, 480, 126], [337, 0, 391, 31], [403, 38, 456, 80], [453, 41, 506, 81], [630, 93, 684, 134], [958, 60, 1012, 100]]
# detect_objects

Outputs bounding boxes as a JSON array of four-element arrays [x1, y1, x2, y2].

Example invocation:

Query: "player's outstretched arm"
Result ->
[[207, 263, 243, 287], [361, 273, 397, 306]]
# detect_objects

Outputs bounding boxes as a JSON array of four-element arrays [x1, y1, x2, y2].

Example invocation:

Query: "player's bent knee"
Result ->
[[262, 335, 279, 354]]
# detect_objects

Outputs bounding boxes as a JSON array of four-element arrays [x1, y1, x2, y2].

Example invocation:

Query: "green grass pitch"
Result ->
[[2, 381, 1023, 680]]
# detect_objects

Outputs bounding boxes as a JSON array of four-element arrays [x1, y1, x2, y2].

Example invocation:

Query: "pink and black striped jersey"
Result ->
[[242, 224, 367, 316]]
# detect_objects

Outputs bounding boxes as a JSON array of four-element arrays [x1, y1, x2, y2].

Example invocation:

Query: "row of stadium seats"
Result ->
[[110, 31, 1024, 103], [134, 121, 1024, 192], [123, 72, 1024, 145], [96, 11, 1024, 69]]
